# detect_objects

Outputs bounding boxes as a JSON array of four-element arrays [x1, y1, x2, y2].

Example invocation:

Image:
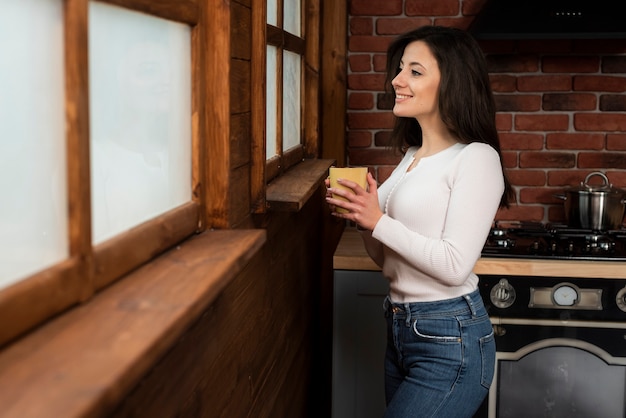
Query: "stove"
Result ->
[[477, 222, 626, 418], [481, 221, 626, 261]]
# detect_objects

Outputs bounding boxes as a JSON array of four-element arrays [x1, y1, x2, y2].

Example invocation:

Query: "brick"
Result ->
[[374, 130, 393, 147], [602, 56, 626, 73], [574, 113, 626, 131], [515, 114, 569, 132], [543, 93, 596, 111], [486, 54, 539, 73], [519, 151, 576, 168], [520, 187, 561, 204], [347, 73, 387, 91], [349, 55, 372, 73], [377, 165, 397, 184], [573, 39, 626, 54], [373, 54, 387, 72], [477, 40, 517, 54], [546, 133, 605, 150], [578, 152, 626, 169], [462, 0, 489, 16], [506, 169, 547, 186], [519, 40, 573, 54], [495, 113, 513, 131], [349, 35, 393, 53], [350, 17, 374, 35], [542, 56, 600, 73], [347, 112, 395, 130], [433, 17, 473, 29], [549, 170, 626, 189], [607, 134, 626, 150], [495, 94, 542, 112], [517, 75, 572, 92], [405, 0, 458, 16], [377, 92, 394, 110], [350, 0, 402, 16], [600, 94, 626, 111], [348, 92, 374, 110], [495, 205, 545, 222], [349, 147, 402, 165], [499, 133, 544, 150], [606, 171, 626, 188], [501, 151, 518, 168], [377, 18, 432, 35], [347, 131, 373, 148], [547, 206, 567, 224], [490, 74, 516, 92], [547, 170, 591, 186], [574, 75, 626, 92]]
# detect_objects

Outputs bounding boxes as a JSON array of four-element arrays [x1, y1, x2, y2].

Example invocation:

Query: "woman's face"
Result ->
[[391, 40, 441, 121]]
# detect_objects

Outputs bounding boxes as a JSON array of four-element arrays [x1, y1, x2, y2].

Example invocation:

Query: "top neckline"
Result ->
[[406, 142, 463, 172]]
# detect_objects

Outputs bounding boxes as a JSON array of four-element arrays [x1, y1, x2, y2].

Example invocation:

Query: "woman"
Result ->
[[326, 25, 512, 417]]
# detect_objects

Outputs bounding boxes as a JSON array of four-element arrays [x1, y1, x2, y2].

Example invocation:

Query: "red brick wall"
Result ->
[[347, 0, 626, 224]]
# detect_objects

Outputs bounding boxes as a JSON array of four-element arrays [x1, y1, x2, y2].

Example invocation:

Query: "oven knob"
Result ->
[[490, 278, 516, 309], [616, 287, 626, 312]]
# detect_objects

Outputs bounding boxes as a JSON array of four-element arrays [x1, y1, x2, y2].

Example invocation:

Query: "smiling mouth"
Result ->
[[395, 94, 412, 100]]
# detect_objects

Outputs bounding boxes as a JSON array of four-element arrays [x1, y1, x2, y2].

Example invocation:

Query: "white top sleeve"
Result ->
[[363, 142, 504, 302]]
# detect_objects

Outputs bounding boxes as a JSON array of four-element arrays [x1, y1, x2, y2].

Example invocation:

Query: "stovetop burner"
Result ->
[[482, 221, 626, 261]]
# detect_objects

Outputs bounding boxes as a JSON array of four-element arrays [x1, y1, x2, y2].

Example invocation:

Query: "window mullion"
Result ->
[[65, 0, 94, 300]]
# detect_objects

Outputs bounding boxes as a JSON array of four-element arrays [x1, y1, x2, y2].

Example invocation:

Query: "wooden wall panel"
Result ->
[[231, 113, 252, 169], [203, 0, 231, 228], [112, 185, 329, 418], [231, 1, 252, 60], [230, 165, 252, 227], [320, 0, 347, 166], [230, 59, 252, 116]]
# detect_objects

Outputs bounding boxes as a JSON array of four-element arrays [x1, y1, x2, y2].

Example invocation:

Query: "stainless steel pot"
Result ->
[[555, 171, 626, 230]]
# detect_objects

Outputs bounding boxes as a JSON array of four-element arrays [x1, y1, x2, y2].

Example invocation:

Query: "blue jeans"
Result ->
[[382, 289, 495, 418]]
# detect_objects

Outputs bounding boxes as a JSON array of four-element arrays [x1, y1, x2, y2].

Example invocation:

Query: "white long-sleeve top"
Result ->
[[361, 142, 504, 303]]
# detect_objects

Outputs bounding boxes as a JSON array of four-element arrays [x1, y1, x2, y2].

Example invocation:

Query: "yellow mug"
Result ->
[[328, 166, 368, 214]]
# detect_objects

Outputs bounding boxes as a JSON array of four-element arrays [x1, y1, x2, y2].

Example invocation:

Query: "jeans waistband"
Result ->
[[383, 289, 482, 326]]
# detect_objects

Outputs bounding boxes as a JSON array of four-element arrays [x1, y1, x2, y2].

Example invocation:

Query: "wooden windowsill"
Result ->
[[266, 158, 335, 212], [0, 229, 266, 418]]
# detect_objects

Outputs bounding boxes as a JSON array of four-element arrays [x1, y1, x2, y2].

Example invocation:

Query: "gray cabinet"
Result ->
[[332, 269, 389, 418]]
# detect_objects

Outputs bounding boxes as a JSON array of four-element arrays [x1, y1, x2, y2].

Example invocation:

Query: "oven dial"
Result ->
[[552, 283, 579, 307], [616, 287, 626, 312], [490, 278, 516, 309]]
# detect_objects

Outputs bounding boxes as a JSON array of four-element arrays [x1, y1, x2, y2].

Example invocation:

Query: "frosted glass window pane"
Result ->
[[0, 0, 68, 290], [283, 50, 301, 152], [284, 0, 301, 37], [89, 2, 192, 244], [267, 0, 277, 26], [266, 46, 278, 160]]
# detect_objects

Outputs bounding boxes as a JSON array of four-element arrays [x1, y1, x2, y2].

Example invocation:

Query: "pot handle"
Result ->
[[583, 171, 610, 190], [554, 193, 567, 201]]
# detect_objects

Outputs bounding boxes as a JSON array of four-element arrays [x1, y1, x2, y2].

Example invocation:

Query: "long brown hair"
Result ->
[[385, 25, 513, 208]]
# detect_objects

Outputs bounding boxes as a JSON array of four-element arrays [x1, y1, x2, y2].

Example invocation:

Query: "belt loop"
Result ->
[[403, 302, 411, 327], [382, 296, 390, 312], [464, 293, 477, 317]]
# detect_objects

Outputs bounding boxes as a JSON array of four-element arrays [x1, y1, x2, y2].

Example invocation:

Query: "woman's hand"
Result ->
[[326, 172, 382, 231]]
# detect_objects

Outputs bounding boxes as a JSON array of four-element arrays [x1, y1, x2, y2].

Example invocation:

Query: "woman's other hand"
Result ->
[[326, 172, 382, 231]]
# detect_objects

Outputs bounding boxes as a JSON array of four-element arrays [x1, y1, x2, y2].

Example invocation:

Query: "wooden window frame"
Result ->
[[251, 0, 322, 214], [0, 0, 207, 347]]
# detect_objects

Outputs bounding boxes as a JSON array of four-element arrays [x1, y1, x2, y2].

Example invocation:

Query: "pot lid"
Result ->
[[568, 171, 625, 194]]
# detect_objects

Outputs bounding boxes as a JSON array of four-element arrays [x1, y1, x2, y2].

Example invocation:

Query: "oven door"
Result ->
[[487, 319, 626, 418]]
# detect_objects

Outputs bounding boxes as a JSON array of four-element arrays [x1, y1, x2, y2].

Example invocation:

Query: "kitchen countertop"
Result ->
[[334, 228, 626, 279]]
